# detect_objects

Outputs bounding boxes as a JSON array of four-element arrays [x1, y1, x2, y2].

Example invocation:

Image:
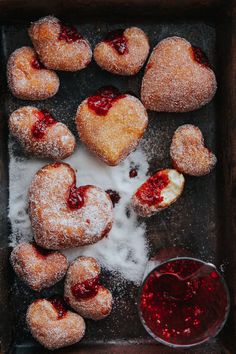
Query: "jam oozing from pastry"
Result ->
[[71, 275, 100, 300], [33, 244, 52, 259], [104, 29, 128, 55], [140, 259, 229, 345], [87, 86, 125, 116], [145, 62, 153, 72], [135, 171, 169, 207], [59, 22, 83, 43], [106, 189, 120, 207], [129, 168, 138, 178], [67, 184, 89, 210], [49, 297, 68, 319], [31, 57, 45, 70], [51, 162, 62, 168], [191, 46, 210, 68], [32, 110, 57, 139]]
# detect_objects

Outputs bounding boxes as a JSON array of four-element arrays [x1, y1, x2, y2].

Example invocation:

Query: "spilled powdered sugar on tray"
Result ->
[[9, 141, 149, 283]]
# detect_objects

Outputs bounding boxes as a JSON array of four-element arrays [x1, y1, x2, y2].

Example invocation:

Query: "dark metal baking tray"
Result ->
[[0, 0, 236, 353]]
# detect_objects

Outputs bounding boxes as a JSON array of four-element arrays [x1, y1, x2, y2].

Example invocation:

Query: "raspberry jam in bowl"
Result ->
[[138, 256, 230, 348]]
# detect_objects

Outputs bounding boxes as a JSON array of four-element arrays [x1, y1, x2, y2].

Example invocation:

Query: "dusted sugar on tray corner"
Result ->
[[9, 141, 149, 284]]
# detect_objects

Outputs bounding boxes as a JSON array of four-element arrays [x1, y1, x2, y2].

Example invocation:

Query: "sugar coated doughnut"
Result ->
[[29, 162, 113, 249], [7, 46, 59, 100], [94, 27, 149, 75], [132, 169, 185, 217], [170, 124, 217, 176], [9, 106, 75, 160], [141, 36, 217, 112], [76, 86, 148, 166], [29, 16, 92, 71], [27, 297, 85, 349], [10, 242, 68, 291], [64, 257, 113, 320]]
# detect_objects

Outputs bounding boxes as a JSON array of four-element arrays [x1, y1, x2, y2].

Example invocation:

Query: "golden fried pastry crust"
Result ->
[[64, 257, 113, 320], [7, 46, 59, 100], [76, 89, 148, 166], [29, 16, 92, 71], [29, 162, 113, 249], [9, 106, 75, 160], [141, 36, 217, 112], [94, 27, 149, 75]]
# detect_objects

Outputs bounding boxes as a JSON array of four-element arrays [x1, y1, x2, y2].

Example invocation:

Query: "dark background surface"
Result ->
[[0, 0, 235, 353]]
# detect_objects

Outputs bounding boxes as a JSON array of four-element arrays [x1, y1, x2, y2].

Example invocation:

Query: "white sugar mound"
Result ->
[[9, 141, 149, 284]]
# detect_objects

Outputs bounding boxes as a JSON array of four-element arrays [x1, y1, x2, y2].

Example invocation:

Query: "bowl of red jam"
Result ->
[[138, 257, 230, 348]]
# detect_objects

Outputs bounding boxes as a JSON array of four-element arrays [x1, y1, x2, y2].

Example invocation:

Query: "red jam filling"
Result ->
[[129, 168, 138, 178], [33, 244, 52, 259], [67, 184, 89, 210], [49, 297, 68, 319], [135, 171, 169, 207], [31, 57, 44, 70], [51, 162, 62, 168], [58, 22, 83, 43], [31, 110, 57, 139], [191, 46, 210, 68], [104, 29, 128, 55], [71, 275, 100, 300], [87, 86, 125, 116], [140, 259, 228, 345], [106, 189, 121, 207]]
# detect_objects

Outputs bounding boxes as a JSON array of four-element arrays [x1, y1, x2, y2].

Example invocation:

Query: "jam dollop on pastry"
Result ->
[[29, 162, 113, 249], [64, 256, 113, 320], [29, 16, 92, 71], [76, 86, 148, 166], [10, 242, 68, 291], [94, 27, 149, 75], [132, 169, 185, 217], [27, 297, 85, 350], [141, 36, 217, 112], [170, 124, 217, 176], [7, 47, 59, 100], [9, 106, 75, 160]]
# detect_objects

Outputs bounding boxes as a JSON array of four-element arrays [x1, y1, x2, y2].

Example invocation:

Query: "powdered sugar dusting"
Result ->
[[9, 142, 149, 283], [170, 124, 217, 176], [7, 46, 59, 100], [29, 16, 92, 72], [141, 36, 217, 112], [94, 27, 150, 75]]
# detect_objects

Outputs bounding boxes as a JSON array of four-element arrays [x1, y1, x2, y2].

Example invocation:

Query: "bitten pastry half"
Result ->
[[27, 298, 85, 350], [29, 162, 113, 249], [170, 124, 217, 176], [29, 16, 92, 71], [76, 86, 148, 166], [9, 106, 75, 160], [132, 169, 185, 217], [7, 46, 59, 100], [94, 27, 149, 75], [64, 256, 113, 320], [141, 36, 217, 112], [10, 242, 68, 291]]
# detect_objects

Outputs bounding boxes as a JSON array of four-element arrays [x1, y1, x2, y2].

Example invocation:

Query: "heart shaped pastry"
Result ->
[[10, 243, 68, 291], [76, 86, 148, 166], [29, 16, 92, 71], [29, 162, 113, 249], [94, 27, 149, 75], [170, 124, 217, 176], [27, 298, 85, 350], [64, 257, 113, 320], [132, 169, 185, 217], [141, 36, 217, 112], [7, 47, 59, 100], [9, 106, 76, 160]]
